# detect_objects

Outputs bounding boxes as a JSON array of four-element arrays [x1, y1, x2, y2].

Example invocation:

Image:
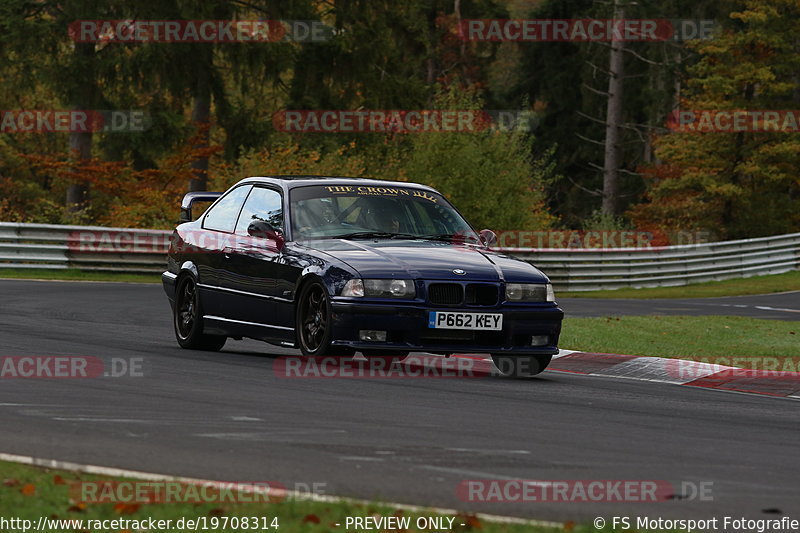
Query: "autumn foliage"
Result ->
[[5, 128, 220, 228], [630, 0, 800, 239]]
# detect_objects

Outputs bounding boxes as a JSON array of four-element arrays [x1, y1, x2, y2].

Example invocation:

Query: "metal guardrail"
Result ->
[[0, 222, 798, 290], [0, 222, 170, 274], [498, 232, 800, 291]]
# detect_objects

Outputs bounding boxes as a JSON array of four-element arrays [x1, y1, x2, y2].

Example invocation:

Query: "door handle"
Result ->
[[222, 247, 233, 260]]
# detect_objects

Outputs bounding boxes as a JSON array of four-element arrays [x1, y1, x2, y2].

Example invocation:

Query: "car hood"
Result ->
[[301, 239, 549, 283]]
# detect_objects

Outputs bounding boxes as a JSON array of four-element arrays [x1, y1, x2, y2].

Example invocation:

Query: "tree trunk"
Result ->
[[189, 47, 212, 193], [454, 0, 466, 76], [66, 42, 95, 212], [66, 129, 92, 208], [426, 4, 437, 85], [673, 49, 682, 110], [602, 1, 625, 215]]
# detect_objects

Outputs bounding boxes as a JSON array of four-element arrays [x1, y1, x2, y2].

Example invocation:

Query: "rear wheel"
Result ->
[[491, 354, 552, 377], [174, 276, 226, 351], [296, 280, 354, 357]]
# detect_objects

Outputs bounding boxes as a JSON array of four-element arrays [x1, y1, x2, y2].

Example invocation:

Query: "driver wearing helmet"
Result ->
[[366, 200, 402, 233]]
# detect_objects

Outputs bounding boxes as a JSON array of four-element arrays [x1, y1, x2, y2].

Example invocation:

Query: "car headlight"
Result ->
[[505, 283, 555, 302], [341, 279, 415, 299]]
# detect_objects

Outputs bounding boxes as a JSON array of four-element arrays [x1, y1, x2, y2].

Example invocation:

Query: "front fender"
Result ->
[[179, 260, 199, 279], [298, 264, 358, 300], [163, 261, 199, 310]]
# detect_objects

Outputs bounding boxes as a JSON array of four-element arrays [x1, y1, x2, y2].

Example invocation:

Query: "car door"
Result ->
[[220, 186, 288, 338], [197, 184, 252, 320]]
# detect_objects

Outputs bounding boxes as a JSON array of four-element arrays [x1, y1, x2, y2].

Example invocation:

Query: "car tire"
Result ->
[[173, 275, 227, 351], [491, 354, 552, 377], [296, 280, 354, 357]]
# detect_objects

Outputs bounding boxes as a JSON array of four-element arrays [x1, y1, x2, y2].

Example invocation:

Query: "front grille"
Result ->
[[465, 284, 498, 305], [428, 283, 463, 305]]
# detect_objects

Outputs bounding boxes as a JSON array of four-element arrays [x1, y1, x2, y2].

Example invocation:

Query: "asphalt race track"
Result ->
[[559, 292, 800, 321], [0, 279, 798, 523]]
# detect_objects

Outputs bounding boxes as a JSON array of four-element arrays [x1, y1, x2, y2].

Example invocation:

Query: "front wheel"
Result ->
[[174, 275, 227, 351], [491, 354, 552, 378], [296, 280, 353, 357]]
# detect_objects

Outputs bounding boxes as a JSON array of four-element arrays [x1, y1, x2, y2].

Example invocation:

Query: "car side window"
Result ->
[[202, 185, 252, 233], [235, 187, 283, 235]]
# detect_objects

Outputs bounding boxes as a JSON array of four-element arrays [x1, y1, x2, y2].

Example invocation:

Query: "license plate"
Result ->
[[427, 311, 503, 330]]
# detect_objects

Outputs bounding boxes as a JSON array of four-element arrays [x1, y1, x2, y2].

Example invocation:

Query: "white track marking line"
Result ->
[[416, 465, 554, 486], [691, 302, 800, 314], [52, 417, 152, 423], [195, 430, 347, 441], [754, 305, 800, 314], [445, 448, 531, 455], [0, 451, 562, 528], [0, 403, 65, 407], [0, 278, 155, 285]]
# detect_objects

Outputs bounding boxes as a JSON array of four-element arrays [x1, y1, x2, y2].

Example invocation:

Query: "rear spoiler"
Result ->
[[180, 191, 223, 223]]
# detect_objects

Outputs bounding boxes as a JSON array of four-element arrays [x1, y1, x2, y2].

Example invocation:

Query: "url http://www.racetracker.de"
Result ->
[[0, 515, 464, 532], [0, 516, 281, 532]]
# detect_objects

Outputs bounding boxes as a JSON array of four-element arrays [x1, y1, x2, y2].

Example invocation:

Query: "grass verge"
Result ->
[[0, 268, 159, 283], [561, 315, 799, 370], [560, 270, 800, 299], [0, 459, 592, 533]]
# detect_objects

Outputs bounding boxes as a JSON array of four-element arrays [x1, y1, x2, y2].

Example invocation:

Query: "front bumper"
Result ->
[[329, 299, 563, 355]]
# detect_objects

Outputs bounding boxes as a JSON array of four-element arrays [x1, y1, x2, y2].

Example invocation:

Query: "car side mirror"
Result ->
[[479, 229, 497, 248], [247, 220, 285, 251]]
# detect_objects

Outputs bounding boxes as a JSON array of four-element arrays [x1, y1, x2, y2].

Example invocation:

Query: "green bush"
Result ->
[[404, 87, 556, 231]]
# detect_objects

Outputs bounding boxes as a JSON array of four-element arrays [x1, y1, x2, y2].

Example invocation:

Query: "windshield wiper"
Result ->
[[332, 231, 479, 243], [418, 233, 478, 243], [333, 231, 419, 240]]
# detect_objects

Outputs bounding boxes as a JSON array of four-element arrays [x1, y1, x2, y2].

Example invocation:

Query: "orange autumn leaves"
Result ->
[[18, 127, 220, 229], [3, 477, 35, 495]]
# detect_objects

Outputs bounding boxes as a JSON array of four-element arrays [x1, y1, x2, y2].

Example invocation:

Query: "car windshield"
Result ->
[[290, 184, 480, 243]]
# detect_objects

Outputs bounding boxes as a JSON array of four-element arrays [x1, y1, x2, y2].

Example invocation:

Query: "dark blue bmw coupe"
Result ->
[[163, 176, 563, 376]]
